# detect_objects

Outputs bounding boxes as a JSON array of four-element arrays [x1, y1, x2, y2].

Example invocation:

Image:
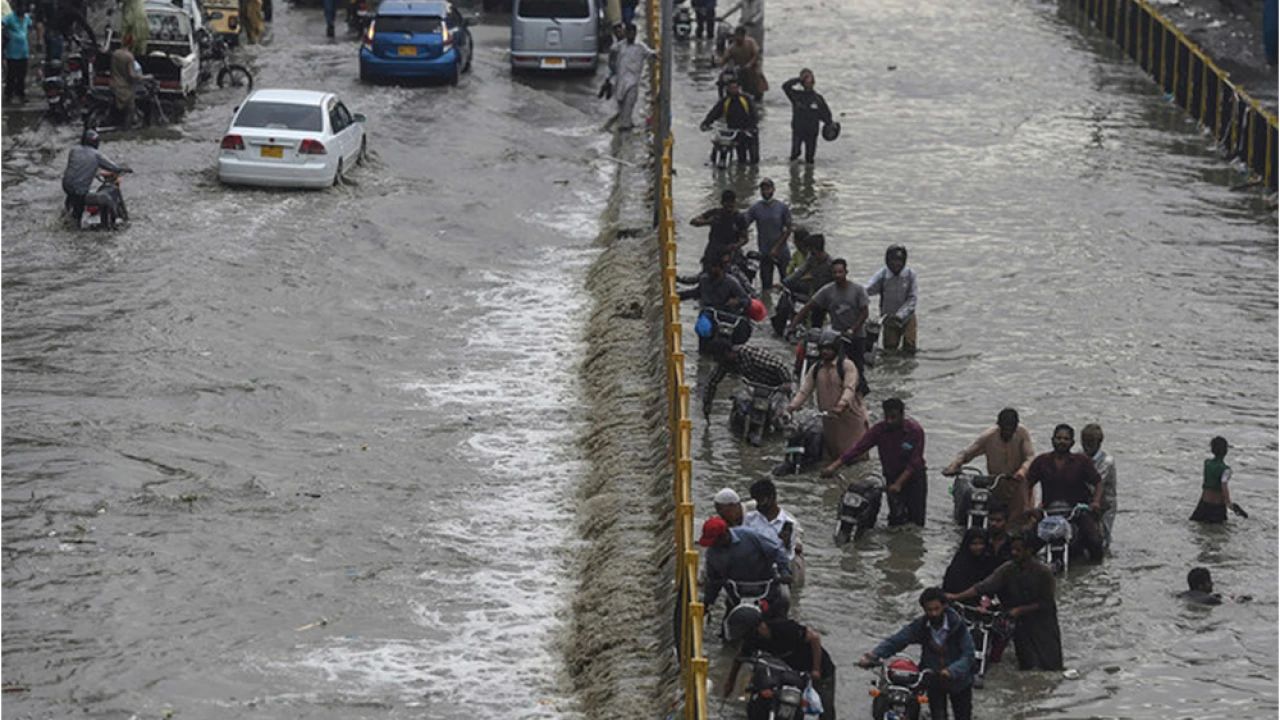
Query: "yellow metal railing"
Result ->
[[1071, 0, 1278, 190], [659, 134, 708, 720]]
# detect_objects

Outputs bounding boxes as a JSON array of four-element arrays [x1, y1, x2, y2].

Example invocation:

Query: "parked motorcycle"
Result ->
[[743, 651, 811, 720], [947, 466, 1004, 529], [834, 472, 884, 545], [865, 655, 933, 720], [1037, 502, 1090, 576], [196, 28, 253, 90], [729, 381, 789, 447], [772, 411, 823, 476], [955, 600, 1013, 689], [73, 169, 130, 231]]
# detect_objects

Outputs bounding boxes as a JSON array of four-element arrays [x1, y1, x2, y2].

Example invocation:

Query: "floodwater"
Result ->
[[2, 7, 620, 718], [3, 0, 1277, 717], [670, 0, 1278, 718]]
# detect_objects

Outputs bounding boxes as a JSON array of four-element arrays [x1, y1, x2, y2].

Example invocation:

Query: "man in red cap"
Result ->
[[699, 516, 792, 614]]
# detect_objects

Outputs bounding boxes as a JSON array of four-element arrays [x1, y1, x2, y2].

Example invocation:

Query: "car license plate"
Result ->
[[260, 145, 283, 158], [398, 45, 417, 56], [540, 57, 565, 69]]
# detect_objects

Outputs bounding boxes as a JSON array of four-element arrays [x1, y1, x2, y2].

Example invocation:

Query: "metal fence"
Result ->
[[646, 1, 707, 718], [1069, 0, 1278, 190]]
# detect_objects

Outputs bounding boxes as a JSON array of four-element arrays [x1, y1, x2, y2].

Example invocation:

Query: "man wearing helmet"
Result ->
[[784, 329, 868, 461], [865, 244, 918, 353], [61, 129, 129, 224]]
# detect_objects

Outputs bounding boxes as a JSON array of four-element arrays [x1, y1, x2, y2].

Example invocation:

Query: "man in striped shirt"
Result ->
[[701, 338, 792, 420]]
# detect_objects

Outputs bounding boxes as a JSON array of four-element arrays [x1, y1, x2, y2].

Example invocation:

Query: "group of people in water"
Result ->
[[664, 19, 1250, 720]]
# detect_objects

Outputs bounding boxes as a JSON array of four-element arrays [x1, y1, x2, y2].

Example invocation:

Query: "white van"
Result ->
[[510, 0, 600, 72]]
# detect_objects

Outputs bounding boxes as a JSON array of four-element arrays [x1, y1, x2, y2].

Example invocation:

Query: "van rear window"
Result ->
[[374, 15, 443, 33], [234, 101, 324, 131], [517, 0, 589, 19]]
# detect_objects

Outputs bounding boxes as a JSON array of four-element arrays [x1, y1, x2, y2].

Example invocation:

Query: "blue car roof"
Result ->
[[376, 0, 448, 15]]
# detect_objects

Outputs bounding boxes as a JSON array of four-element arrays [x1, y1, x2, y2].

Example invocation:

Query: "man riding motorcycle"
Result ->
[[61, 129, 130, 224], [700, 75, 759, 165]]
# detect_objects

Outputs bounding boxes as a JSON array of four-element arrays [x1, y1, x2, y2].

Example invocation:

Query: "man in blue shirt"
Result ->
[[698, 516, 791, 611], [858, 587, 975, 720]]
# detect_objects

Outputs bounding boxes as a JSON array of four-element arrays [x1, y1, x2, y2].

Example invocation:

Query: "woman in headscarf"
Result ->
[[943, 528, 990, 603]]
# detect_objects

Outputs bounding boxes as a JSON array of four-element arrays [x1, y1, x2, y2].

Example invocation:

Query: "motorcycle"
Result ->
[[955, 600, 1013, 689], [347, 0, 375, 31], [708, 123, 746, 169], [729, 381, 789, 447], [1037, 502, 1090, 576], [743, 651, 811, 720], [790, 326, 823, 381], [196, 28, 254, 90], [673, 0, 692, 39], [833, 471, 884, 545], [702, 307, 753, 346], [947, 466, 1003, 529], [82, 78, 170, 131], [865, 655, 933, 720], [42, 53, 90, 123], [863, 314, 884, 368], [771, 284, 810, 337], [772, 410, 823, 476], [73, 170, 129, 231], [720, 578, 784, 642]]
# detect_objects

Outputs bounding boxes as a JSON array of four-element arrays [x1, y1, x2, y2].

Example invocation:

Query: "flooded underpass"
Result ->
[[668, 0, 1278, 718]]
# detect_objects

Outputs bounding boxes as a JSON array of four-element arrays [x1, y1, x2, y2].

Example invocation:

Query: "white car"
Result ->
[[218, 89, 368, 189]]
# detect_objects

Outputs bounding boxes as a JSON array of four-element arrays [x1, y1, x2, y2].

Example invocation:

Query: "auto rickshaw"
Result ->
[[203, 0, 241, 44]]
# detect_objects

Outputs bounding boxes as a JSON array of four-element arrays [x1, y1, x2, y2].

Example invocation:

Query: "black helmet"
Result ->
[[885, 244, 908, 265], [81, 128, 101, 148], [821, 121, 841, 142], [817, 329, 840, 350]]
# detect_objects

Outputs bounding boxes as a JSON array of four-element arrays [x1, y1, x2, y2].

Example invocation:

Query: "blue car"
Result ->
[[359, 0, 475, 85]]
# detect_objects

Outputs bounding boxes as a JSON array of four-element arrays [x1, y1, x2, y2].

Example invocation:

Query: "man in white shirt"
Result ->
[[613, 23, 654, 131], [744, 479, 804, 588]]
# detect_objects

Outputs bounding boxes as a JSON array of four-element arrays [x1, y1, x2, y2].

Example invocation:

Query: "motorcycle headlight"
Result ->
[[841, 491, 865, 508], [778, 686, 803, 708], [972, 490, 989, 503]]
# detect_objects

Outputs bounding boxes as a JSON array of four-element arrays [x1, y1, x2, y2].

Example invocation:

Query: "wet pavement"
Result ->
[[670, 0, 1277, 718], [3, 6, 620, 718]]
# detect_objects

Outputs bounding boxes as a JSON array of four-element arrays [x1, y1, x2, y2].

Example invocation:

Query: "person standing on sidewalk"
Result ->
[[3, 1, 32, 104], [744, 178, 792, 291], [613, 23, 653, 132]]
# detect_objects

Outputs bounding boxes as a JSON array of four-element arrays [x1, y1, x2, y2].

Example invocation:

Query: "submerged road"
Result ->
[[671, 0, 1278, 718], [2, 0, 1276, 718], [3, 6, 618, 718]]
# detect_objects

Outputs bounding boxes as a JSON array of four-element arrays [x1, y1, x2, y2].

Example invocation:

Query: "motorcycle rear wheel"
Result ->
[[217, 64, 254, 90]]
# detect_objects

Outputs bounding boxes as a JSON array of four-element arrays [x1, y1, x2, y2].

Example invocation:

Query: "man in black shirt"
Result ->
[[690, 188, 749, 263], [723, 616, 835, 720], [700, 76, 759, 164], [782, 69, 833, 164]]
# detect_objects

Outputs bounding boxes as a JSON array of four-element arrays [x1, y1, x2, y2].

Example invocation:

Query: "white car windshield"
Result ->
[[235, 102, 324, 131]]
